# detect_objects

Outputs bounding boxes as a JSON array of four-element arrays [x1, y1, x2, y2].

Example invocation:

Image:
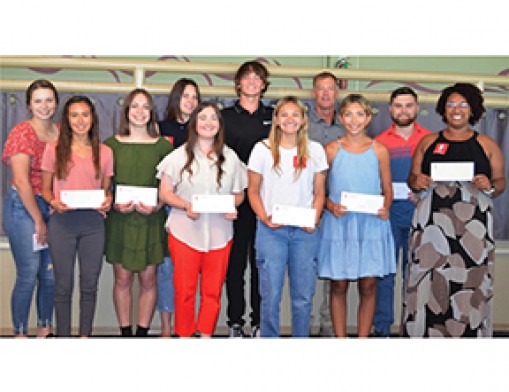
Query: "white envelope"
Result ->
[[271, 204, 316, 228], [60, 189, 105, 209], [393, 182, 411, 200], [430, 162, 474, 181], [191, 194, 235, 213], [340, 191, 384, 214], [115, 185, 158, 207], [33, 233, 48, 252]]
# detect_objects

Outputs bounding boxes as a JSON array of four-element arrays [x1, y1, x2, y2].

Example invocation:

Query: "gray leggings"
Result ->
[[47, 210, 105, 337]]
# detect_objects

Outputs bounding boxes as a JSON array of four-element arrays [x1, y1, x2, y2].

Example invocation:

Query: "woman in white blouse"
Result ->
[[157, 102, 247, 337]]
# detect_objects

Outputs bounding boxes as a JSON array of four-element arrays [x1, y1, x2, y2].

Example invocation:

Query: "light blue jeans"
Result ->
[[157, 206, 175, 313], [255, 221, 319, 337], [3, 188, 55, 335]]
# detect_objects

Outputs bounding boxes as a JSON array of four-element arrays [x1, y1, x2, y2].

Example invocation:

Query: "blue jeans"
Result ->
[[373, 220, 409, 335], [3, 188, 55, 335], [157, 205, 175, 313], [157, 256, 175, 313], [255, 221, 319, 338]]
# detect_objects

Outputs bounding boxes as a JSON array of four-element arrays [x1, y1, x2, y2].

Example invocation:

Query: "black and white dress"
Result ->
[[401, 131, 495, 337]]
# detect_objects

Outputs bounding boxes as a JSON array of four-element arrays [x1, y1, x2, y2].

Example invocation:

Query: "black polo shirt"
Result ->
[[222, 100, 273, 164]]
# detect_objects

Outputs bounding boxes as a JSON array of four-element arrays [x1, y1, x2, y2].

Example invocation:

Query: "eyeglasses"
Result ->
[[446, 102, 469, 108]]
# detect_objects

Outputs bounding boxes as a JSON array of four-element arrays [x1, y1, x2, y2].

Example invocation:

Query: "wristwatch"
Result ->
[[483, 185, 495, 197]]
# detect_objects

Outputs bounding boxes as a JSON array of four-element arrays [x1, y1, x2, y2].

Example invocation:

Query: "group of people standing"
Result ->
[[2, 60, 505, 338]]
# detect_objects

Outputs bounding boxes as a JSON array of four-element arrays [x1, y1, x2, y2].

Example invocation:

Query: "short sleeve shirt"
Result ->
[[375, 122, 431, 226], [2, 121, 51, 194], [247, 139, 328, 216], [41, 142, 114, 202], [222, 101, 273, 164], [307, 104, 345, 147], [156, 144, 247, 252], [375, 122, 431, 183]]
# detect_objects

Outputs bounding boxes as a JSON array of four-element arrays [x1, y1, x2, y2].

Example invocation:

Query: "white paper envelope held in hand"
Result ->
[[60, 189, 105, 209], [33, 233, 48, 252], [340, 191, 384, 215], [392, 182, 411, 200], [115, 185, 158, 207], [271, 204, 316, 228], [191, 194, 235, 213], [430, 162, 474, 182]]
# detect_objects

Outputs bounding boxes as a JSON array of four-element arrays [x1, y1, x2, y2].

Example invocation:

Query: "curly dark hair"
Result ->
[[435, 83, 485, 125]]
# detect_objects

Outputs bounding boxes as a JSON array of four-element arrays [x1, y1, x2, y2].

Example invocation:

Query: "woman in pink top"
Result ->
[[2, 79, 59, 337], [41, 96, 113, 337]]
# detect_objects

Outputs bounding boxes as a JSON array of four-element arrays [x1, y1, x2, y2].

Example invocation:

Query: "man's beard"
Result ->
[[391, 114, 417, 127]]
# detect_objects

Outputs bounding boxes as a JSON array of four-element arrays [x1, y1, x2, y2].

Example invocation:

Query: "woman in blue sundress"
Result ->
[[318, 94, 396, 338]]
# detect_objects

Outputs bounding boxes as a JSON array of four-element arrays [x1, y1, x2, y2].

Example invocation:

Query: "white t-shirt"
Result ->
[[247, 139, 328, 216], [156, 144, 247, 252]]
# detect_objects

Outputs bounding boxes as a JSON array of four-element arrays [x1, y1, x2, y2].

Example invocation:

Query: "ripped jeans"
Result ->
[[3, 188, 54, 335]]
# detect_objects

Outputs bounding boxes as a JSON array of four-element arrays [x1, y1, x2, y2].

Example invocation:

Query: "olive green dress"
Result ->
[[104, 136, 173, 272]]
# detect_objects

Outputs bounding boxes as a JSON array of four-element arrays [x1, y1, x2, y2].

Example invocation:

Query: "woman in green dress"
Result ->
[[104, 89, 173, 336]]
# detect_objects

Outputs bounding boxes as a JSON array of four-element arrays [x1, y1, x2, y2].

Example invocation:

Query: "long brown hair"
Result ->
[[164, 78, 201, 122], [179, 102, 226, 190], [55, 96, 100, 180], [118, 88, 159, 137], [268, 96, 309, 179]]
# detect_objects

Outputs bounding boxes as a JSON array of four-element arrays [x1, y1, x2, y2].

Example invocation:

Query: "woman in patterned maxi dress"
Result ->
[[402, 83, 505, 337]]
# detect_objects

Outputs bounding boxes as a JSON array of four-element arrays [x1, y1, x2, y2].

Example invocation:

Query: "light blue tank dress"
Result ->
[[318, 141, 396, 280]]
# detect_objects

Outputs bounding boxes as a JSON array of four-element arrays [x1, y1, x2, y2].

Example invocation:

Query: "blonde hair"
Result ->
[[268, 96, 309, 178], [339, 93, 373, 116]]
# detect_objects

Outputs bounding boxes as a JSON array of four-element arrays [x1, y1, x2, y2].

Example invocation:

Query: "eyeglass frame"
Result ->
[[445, 101, 470, 108]]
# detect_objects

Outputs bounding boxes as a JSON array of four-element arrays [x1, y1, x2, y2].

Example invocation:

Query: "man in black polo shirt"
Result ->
[[222, 60, 273, 338]]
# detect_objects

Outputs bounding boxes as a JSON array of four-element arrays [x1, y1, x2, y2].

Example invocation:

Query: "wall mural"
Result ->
[[22, 55, 509, 96]]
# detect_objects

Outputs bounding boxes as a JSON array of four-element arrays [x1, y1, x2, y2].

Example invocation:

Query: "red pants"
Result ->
[[168, 233, 232, 337]]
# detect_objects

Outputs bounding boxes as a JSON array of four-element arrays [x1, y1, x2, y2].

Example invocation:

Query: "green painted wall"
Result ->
[[1, 55, 508, 94]]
